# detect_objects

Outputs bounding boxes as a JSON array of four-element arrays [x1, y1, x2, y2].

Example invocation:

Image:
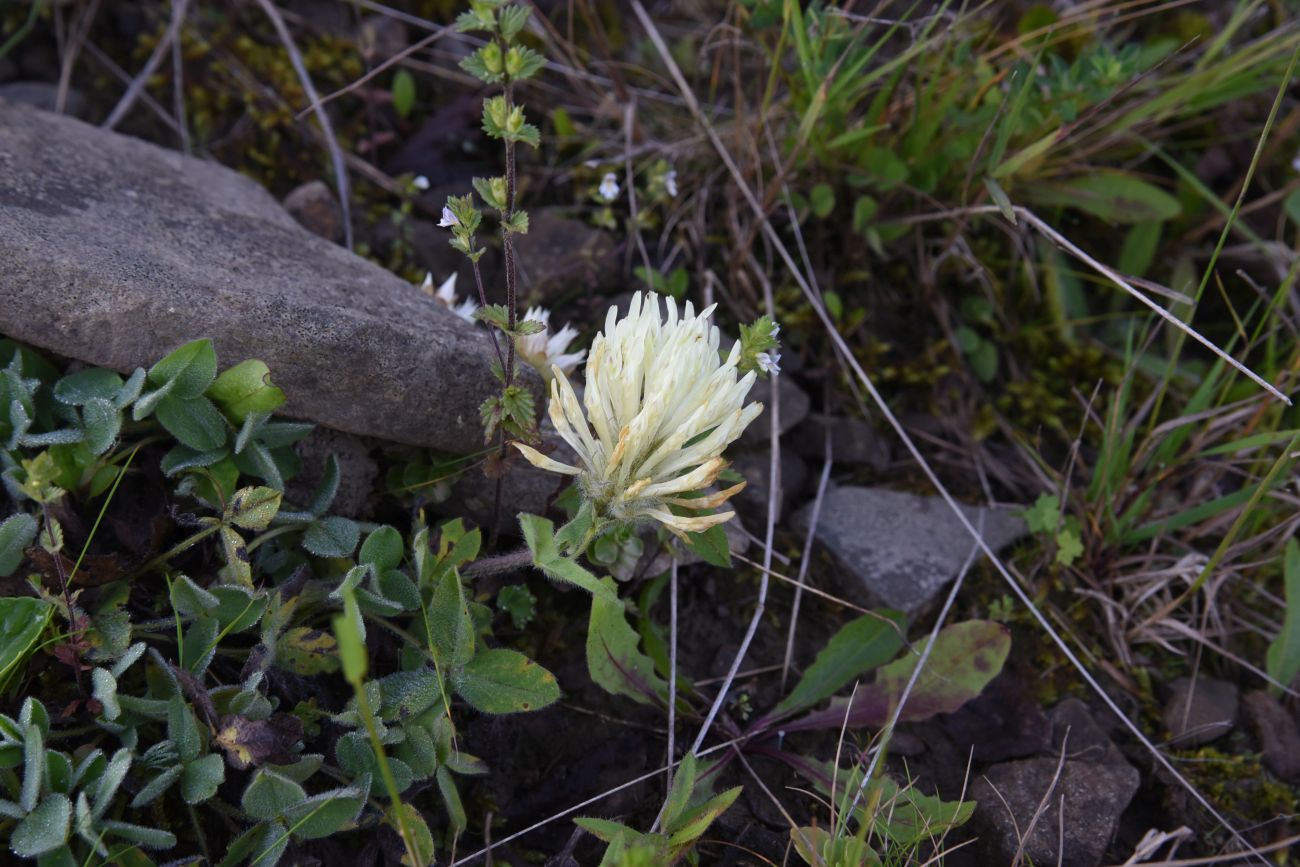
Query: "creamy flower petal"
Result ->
[[665, 481, 747, 510], [522, 291, 760, 535], [512, 442, 581, 476]]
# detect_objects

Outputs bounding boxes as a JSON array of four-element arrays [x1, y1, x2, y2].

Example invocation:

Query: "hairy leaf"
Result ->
[[453, 648, 559, 714]]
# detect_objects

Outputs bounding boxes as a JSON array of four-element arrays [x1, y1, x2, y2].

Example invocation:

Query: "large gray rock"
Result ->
[[792, 486, 1026, 615], [0, 99, 530, 454], [970, 756, 1140, 867]]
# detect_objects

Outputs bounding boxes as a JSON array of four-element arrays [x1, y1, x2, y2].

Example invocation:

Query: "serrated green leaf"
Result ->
[[502, 210, 530, 234], [499, 3, 530, 40], [149, 338, 218, 399], [1054, 527, 1083, 565], [1022, 493, 1060, 534], [453, 648, 559, 714], [497, 584, 536, 629]]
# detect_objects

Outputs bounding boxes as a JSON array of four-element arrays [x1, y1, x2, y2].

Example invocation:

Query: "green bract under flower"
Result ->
[[515, 292, 762, 537]]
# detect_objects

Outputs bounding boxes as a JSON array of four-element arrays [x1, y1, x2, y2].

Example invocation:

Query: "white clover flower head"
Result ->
[[438, 206, 459, 228], [756, 351, 781, 375], [664, 169, 678, 198], [422, 272, 478, 323], [413, 175, 430, 191], [598, 172, 620, 203], [515, 307, 587, 382], [515, 292, 762, 537]]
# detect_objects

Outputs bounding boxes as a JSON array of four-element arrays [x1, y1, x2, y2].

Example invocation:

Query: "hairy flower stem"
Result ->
[[470, 259, 506, 373], [463, 527, 599, 580], [490, 70, 521, 549]]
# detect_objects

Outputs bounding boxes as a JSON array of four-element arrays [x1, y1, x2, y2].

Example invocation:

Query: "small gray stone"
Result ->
[[730, 448, 808, 523], [971, 757, 1140, 867], [0, 100, 531, 454], [1162, 676, 1238, 746], [790, 413, 890, 468], [282, 180, 343, 243], [1049, 698, 1127, 766], [739, 375, 811, 446], [792, 486, 1026, 615], [1241, 689, 1300, 780], [0, 82, 86, 117]]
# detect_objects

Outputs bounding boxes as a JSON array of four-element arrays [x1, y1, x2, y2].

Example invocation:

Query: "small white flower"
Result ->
[[770, 321, 780, 338], [413, 175, 430, 191], [514, 292, 762, 537], [438, 206, 459, 228], [421, 272, 478, 323], [664, 169, 678, 198], [515, 307, 587, 382], [756, 352, 781, 375], [598, 172, 620, 203]]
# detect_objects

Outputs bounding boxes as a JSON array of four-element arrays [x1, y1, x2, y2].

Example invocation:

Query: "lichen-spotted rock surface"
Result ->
[[0, 98, 533, 453]]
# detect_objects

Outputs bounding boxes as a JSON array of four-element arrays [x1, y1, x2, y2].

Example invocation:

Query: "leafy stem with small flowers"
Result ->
[[441, 0, 549, 541]]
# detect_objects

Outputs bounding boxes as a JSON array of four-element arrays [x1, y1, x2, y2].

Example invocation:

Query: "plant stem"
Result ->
[[353, 677, 422, 865], [130, 523, 220, 579], [471, 258, 507, 372]]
